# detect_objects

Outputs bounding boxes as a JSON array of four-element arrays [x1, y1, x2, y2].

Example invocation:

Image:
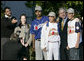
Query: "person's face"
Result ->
[[59, 10, 66, 19], [49, 16, 55, 22], [35, 10, 42, 17], [67, 13, 74, 20], [21, 16, 26, 24], [5, 9, 11, 16]]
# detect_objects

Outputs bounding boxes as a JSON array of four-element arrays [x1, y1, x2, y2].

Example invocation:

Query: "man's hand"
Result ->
[[11, 19, 17, 24], [20, 37, 24, 46], [75, 43, 79, 48], [43, 47, 47, 52], [24, 43, 29, 47], [23, 57, 27, 60], [41, 21, 48, 27], [45, 21, 48, 24], [66, 46, 69, 50]]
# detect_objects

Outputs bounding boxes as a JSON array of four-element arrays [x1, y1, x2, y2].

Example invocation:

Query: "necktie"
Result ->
[[61, 19, 64, 30]]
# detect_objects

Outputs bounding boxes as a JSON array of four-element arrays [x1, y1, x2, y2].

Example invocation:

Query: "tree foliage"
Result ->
[[1, 2, 4, 19], [25, 1, 83, 18]]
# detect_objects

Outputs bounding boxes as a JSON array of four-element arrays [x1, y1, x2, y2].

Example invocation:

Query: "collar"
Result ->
[[68, 17, 75, 21], [5, 15, 12, 19], [64, 16, 67, 20], [35, 16, 44, 21]]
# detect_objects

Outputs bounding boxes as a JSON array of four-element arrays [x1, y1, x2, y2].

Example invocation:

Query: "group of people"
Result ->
[[1, 6, 83, 60]]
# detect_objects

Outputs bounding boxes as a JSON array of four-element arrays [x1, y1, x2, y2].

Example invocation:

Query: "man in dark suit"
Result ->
[[1, 7, 17, 60], [58, 8, 69, 60]]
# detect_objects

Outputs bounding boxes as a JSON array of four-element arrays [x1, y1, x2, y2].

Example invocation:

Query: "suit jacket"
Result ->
[[1, 15, 17, 38], [59, 18, 69, 48]]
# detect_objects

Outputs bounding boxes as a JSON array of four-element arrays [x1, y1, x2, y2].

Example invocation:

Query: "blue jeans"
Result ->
[[68, 47, 79, 60]]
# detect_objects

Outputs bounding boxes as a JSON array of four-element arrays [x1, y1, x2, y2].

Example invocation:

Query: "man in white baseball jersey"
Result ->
[[41, 12, 60, 60], [67, 8, 81, 60]]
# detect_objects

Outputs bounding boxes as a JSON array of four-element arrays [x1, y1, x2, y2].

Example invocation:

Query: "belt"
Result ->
[[36, 39, 41, 41], [48, 41, 58, 43]]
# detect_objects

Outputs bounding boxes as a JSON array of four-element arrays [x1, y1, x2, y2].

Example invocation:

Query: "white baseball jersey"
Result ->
[[41, 22, 60, 50], [68, 18, 81, 48]]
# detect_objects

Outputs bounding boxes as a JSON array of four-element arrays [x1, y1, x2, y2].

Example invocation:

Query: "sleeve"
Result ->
[[41, 24, 48, 49], [14, 27, 21, 35], [57, 22, 60, 34], [8, 17, 17, 29], [75, 21, 81, 33], [30, 21, 35, 34], [45, 16, 49, 22], [27, 34, 32, 46], [14, 27, 17, 33], [57, 23, 61, 46], [7, 19, 13, 29]]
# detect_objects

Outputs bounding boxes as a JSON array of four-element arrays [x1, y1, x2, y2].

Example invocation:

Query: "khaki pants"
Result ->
[[35, 40, 47, 60]]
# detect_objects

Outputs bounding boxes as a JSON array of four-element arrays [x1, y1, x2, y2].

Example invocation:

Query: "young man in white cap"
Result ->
[[41, 12, 60, 60], [30, 6, 49, 60], [67, 8, 81, 60]]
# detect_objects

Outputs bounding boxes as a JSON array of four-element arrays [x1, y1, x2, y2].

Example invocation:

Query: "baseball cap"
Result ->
[[35, 6, 42, 11], [48, 12, 56, 17], [67, 8, 74, 14]]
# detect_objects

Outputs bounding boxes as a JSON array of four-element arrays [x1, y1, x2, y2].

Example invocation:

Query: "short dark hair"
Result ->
[[4, 6, 11, 12]]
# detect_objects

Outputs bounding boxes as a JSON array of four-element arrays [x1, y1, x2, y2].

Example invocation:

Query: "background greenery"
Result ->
[[25, 1, 83, 20], [1, 1, 83, 20]]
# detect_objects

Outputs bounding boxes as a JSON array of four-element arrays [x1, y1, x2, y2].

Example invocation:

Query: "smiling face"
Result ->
[[5, 8, 11, 17], [67, 13, 74, 20], [35, 10, 42, 17], [49, 16, 55, 23], [21, 15, 26, 25], [59, 9, 66, 19]]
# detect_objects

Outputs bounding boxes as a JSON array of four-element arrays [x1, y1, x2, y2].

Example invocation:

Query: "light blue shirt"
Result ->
[[62, 17, 67, 26]]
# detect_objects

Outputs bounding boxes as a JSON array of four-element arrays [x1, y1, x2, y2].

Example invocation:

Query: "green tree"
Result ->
[[64, 1, 83, 18], [1, 2, 4, 19], [25, 1, 83, 18]]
